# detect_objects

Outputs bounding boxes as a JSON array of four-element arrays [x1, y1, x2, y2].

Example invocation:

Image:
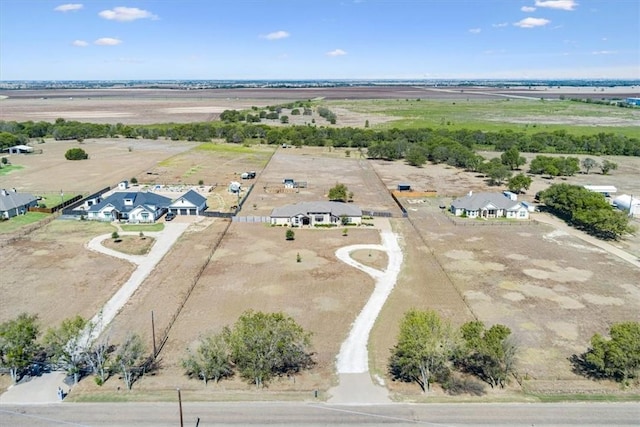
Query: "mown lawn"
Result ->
[[0, 212, 50, 233]]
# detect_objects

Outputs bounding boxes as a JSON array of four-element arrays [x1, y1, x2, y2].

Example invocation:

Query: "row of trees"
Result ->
[[388, 310, 517, 394], [182, 311, 313, 388], [538, 183, 635, 240], [389, 311, 640, 395], [1, 119, 638, 156], [0, 313, 149, 390]]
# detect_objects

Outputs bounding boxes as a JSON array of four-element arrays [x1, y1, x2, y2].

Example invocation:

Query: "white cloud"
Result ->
[[94, 37, 122, 46], [492, 22, 509, 28], [469, 28, 482, 34], [514, 17, 551, 28], [534, 0, 578, 11], [54, 4, 83, 12], [326, 49, 347, 57], [521, 6, 536, 12], [98, 7, 158, 22], [260, 30, 290, 40], [592, 50, 617, 55], [72, 40, 88, 47]]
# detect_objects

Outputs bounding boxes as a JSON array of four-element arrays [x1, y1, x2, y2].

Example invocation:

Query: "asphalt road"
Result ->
[[0, 402, 638, 427]]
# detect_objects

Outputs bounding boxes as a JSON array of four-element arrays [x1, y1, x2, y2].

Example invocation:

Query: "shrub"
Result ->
[[285, 229, 295, 241], [65, 148, 88, 160]]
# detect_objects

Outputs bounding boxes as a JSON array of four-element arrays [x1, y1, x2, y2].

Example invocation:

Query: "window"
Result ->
[[315, 215, 324, 222]]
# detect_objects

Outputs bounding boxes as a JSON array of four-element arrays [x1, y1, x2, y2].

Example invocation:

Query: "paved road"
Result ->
[[0, 401, 638, 426]]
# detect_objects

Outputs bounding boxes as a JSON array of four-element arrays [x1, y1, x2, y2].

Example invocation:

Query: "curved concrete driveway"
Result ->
[[84, 222, 190, 343], [0, 222, 189, 405], [329, 219, 403, 404]]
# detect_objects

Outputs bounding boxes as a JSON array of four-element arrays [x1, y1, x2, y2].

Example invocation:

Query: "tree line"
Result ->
[[0, 310, 313, 392], [538, 183, 635, 240], [388, 310, 640, 394], [1, 119, 639, 157]]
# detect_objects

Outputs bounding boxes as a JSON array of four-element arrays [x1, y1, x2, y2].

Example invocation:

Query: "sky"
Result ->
[[0, 0, 639, 81]]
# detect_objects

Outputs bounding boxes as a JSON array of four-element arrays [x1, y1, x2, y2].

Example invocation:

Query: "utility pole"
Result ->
[[177, 388, 184, 427], [151, 311, 157, 358]]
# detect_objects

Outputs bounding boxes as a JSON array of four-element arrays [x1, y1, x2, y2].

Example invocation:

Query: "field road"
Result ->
[[533, 213, 640, 269], [0, 401, 638, 426]]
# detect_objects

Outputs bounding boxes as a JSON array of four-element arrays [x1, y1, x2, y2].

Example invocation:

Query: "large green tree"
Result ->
[[578, 322, 640, 383], [43, 315, 91, 384], [458, 321, 517, 388], [388, 309, 458, 392], [500, 146, 526, 170], [64, 147, 89, 160], [328, 183, 349, 202], [182, 333, 233, 386], [581, 157, 598, 174], [224, 311, 313, 388], [507, 173, 533, 194], [0, 313, 40, 383]]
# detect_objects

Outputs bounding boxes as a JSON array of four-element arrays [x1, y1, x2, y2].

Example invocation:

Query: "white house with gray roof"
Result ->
[[450, 192, 529, 220], [271, 201, 362, 227], [0, 189, 37, 219], [87, 191, 172, 223]]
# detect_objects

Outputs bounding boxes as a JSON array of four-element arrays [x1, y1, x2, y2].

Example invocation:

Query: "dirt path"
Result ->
[[328, 219, 403, 404], [534, 213, 640, 269]]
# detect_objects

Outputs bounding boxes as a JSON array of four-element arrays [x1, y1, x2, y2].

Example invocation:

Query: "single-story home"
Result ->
[[450, 192, 529, 220], [87, 191, 172, 223], [0, 189, 38, 219], [167, 189, 208, 216], [271, 201, 362, 226], [4, 145, 34, 154]]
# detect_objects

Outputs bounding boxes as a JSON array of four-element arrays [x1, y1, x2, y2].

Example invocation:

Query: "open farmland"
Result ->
[[1, 87, 639, 401]]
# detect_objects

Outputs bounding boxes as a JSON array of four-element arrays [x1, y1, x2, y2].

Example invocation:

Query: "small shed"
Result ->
[[118, 180, 129, 190], [397, 183, 411, 192]]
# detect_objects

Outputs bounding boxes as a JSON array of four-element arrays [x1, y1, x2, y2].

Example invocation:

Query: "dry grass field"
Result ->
[[1, 88, 639, 401]]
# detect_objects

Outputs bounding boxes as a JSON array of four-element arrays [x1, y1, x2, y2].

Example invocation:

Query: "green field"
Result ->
[[0, 164, 24, 176], [329, 99, 640, 136], [0, 212, 49, 233]]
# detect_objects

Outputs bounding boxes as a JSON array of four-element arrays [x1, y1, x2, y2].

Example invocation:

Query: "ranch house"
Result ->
[[271, 201, 362, 227], [87, 192, 171, 223], [450, 192, 529, 220], [0, 189, 37, 219]]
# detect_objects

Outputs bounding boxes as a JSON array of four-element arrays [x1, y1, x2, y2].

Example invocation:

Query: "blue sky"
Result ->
[[1, 0, 638, 80]]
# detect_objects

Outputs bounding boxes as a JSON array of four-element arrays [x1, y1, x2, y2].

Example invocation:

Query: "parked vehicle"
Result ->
[[165, 212, 176, 221]]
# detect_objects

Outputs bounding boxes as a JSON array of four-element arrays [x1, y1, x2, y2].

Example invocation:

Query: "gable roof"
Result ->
[[451, 192, 522, 211], [0, 190, 36, 211], [173, 189, 207, 206], [88, 191, 171, 213], [271, 201, 362, 218]]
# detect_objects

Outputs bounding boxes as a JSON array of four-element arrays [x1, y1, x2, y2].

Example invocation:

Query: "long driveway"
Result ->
[[0, 221, 189, 405], [329, 219, 403, 404]]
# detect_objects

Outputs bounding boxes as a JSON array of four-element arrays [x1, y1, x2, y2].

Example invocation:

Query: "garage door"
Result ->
[[180, 208, 188, 215], [189, 208, 196, 215]]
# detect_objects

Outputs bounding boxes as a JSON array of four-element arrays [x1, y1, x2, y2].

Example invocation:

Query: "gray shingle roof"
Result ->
[[0, 190, 36, 211], [451, 192, 521, 211], [88, 191, 171, 214], [174, 189, 207, 206], [271, 201, 362, 218]]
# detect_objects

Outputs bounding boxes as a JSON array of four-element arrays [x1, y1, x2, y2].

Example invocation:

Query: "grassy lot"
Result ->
[[0, 164, 24, 175], [328, 99, 640, 136], [0, 212, 49, 233], [121, 223, 164, 232]]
